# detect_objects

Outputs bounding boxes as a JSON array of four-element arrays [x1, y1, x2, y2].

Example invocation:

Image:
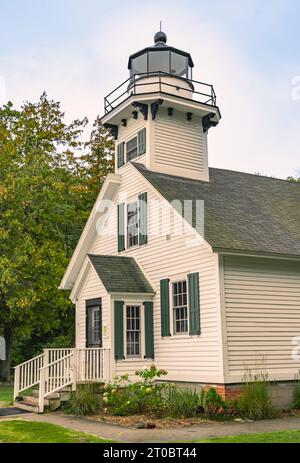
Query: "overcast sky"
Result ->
[[1, 0, 300, 178]]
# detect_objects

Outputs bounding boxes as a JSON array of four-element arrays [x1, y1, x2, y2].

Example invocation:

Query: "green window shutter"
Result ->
[[117, 203, 125, 252], [139, 192, 148, 245], [114, 301, 124, 360], [138, 128, 146, 155], [188, 273, 200, 335], [117, 142, 124, 168], [160, 279, 170, 337], [144, 301, 154, 359]]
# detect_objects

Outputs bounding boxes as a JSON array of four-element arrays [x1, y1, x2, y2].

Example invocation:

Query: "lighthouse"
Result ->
[[102, 31, 221, 181]]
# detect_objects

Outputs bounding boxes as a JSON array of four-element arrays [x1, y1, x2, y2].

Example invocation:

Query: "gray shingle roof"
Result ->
[[133, 163, 300, 257], [88, 254, 154, 294]]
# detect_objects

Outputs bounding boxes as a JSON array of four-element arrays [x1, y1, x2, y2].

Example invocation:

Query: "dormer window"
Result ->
[[127, 137, 138, 161]]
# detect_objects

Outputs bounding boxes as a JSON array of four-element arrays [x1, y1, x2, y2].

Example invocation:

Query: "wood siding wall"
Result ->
[[223, 256, 300, 382], [76, 163, 223, 383], [152, 112, 208, 181]]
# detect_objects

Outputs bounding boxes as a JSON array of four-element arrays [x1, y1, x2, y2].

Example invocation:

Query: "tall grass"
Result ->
[[64, 384, 101, 416], [237, 369, 274, 420], [164, 387, 203, 418]]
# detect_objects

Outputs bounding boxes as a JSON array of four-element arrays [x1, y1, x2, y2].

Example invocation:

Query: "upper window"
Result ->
[[173, 281, 188, 334], [126, 137, 138, 161], [126, 305, 141, 357], [127, 201, 139, 248]]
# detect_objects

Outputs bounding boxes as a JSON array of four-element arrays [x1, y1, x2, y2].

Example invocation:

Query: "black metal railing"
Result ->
[[104, 72, 217, 114]]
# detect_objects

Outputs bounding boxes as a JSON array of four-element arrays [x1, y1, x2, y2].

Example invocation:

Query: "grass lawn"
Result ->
[[0, 420, 115, 443], [0, 385, 13, 406], [198, 430, 300, 443]]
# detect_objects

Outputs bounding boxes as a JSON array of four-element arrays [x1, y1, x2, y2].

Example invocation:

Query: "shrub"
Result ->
[[164, 388, 204, 418], [292, 380, 300, 409], [103, 365, 169, 416], [237, 370, 274, 420], [64, 384, 101, 416], [204, 388, 225, 416]]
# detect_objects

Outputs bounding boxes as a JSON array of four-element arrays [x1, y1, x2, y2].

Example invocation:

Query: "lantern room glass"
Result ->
[[130, 49, 192, 80]]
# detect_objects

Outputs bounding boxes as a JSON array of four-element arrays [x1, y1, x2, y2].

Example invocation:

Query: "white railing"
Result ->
[[14, 353, 45, 399], [75, 348, 110, 382], [39, 353, 74, 412], [14, 348, 111, 412]]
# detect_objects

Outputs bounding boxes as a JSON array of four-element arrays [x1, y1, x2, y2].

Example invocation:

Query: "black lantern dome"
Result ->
[[128, 31, 194, 80]]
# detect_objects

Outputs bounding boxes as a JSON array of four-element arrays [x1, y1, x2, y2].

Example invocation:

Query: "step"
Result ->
[[13, 401, 40, 414], [31, 389, 60, 400], [22, 395, 50, 407]]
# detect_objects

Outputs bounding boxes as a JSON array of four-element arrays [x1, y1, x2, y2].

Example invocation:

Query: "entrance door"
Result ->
[[86, 298, 102, 348]]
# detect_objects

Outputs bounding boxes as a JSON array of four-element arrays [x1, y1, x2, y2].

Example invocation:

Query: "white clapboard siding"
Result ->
[[76, 163, 223, 383], [223, 256, 300, 380], [152, 112, 208, 181]]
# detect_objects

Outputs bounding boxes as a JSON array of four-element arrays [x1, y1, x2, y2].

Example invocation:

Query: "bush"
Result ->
[[237, 371, 274, 420], [292, 382, 300, 409], [204, 387, 225, 416], [64, 384, 101, 416], [103, 365, 169, 416], [164, 388, 204, 418]]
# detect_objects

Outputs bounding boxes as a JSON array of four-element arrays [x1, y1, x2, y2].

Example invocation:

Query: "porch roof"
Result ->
[[88, 254, 154, 294]]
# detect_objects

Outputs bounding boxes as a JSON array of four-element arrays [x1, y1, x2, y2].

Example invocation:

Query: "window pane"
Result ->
[[127, 202, 139, 248], [131, 54, 147, 75], [126, 137, 138, 161], [170, 52, 188, 77], [173, 280, 188, 334], [126, 305, 141, 357], [148, 50, 170, 74]]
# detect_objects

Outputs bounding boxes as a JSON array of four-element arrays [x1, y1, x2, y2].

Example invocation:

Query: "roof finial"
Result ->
[[154, 24, 167, 46]]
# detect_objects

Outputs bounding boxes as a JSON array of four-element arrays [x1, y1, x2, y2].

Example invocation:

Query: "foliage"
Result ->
[[103, 365, 169, 416], [292, 373, 300, 409], [237, 370, 274, 420], [0, 420, 114, 443], [164, 387, 204, 418], [0, 94, 114, 380], [64, 384, 102, 416], [203, 387, 226, 416]]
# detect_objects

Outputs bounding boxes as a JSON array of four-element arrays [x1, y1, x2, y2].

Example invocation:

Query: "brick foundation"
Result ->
[[160, 380, 297, 408]]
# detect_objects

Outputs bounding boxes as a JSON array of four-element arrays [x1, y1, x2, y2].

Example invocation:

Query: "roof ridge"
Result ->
[[209, 167, 300, 185]]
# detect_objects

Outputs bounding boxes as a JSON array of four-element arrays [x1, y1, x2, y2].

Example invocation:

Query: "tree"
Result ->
[[79, 116, 114, 205], [0, 94, 90, 381]]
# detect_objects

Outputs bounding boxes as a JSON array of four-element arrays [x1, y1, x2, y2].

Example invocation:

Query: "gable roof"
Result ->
[[88, 254, 154, 294], [133, 163, 300, 258]]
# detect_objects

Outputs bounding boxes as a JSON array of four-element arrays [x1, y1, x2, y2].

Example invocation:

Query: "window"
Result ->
[[173, 281, 188, 334], [127, 201, 139, 248], [126, 137, 138, 161], [126, 305, 141, 357]]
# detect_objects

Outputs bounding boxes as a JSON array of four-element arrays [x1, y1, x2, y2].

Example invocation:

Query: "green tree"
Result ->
[[0, 94, 89, 381], [79, 116, 114, 205]]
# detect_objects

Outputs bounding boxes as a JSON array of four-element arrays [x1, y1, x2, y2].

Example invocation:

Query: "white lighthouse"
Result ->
[[101, 31, 221, 181]]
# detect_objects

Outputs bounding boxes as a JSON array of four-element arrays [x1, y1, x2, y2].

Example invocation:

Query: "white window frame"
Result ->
[[172, 279, 189, 336], [126, 136, 138, 162], [123, 302, 145, 360], [127, 201, 139, 248]]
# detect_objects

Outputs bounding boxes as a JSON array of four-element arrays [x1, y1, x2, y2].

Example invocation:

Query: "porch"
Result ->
[[13, 348, 110, 413]]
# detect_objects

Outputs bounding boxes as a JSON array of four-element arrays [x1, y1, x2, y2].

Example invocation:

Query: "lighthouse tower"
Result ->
[[102, 31, 221, 182]]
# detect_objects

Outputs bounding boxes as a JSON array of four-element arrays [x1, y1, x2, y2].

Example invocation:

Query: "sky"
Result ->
[[0, 0, 300, 178]]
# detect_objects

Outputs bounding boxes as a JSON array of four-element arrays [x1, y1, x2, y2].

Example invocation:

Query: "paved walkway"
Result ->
[[1, 411, 300, 442]]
